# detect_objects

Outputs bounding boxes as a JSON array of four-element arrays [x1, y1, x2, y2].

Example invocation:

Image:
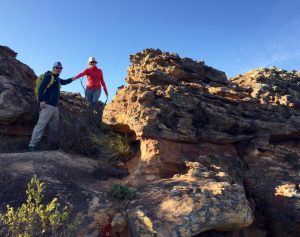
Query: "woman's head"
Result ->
[[88, 57, 98, 66]]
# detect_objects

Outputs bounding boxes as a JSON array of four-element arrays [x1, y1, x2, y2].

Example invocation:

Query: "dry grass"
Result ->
[[59, 108, 133, 160], [91, 131, 133, 159]]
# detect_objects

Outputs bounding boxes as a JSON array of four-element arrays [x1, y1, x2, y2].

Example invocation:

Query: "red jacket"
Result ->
[[74, 66, 108, 95]]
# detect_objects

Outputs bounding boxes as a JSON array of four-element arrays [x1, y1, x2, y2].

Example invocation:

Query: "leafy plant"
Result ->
[[111, 184, 136, 200], [0, 176, 79, 237]]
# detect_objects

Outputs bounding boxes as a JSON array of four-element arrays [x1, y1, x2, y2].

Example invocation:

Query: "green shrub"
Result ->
[[111, 184, 136, 200], [0, 176, 79, 237]]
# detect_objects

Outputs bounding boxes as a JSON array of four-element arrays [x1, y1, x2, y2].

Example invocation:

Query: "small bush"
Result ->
[[111, 184, 136, 200], [58, 100, 134, 159], [92, 132, 133, 159], [0, 176, 79, 237]]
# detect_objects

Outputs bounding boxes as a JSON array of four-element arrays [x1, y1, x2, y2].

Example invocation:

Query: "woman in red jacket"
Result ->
[[73, 57, 108, 105]]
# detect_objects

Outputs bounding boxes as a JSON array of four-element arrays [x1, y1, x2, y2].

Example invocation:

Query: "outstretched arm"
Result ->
[[60, 77, 73, 85], [72, 69, 88, 80]]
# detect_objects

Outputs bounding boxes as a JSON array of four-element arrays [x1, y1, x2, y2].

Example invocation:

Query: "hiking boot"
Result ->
[[28, 146, 37, 152]]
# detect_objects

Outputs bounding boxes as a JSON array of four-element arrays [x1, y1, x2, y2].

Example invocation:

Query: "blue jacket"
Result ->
[[38, 71, 73, 106]]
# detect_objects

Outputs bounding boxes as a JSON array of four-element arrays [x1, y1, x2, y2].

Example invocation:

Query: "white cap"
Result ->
[[88, 57, 98, 63]]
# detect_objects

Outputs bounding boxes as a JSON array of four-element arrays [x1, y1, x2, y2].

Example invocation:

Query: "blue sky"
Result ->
[[1, 0, 299, 101]]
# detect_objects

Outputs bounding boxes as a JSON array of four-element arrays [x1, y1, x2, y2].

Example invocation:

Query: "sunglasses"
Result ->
[[55, 66, 63, 70]]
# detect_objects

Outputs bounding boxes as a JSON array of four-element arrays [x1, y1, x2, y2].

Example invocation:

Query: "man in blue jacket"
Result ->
[[28, 62, 74, 151]]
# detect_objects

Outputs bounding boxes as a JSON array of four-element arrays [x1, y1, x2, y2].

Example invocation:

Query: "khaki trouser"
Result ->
[[29, 105, 59, 147]]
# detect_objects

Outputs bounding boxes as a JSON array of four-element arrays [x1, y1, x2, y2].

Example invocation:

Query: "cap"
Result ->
[[53, 62, 62, 68], [88, 57, 98, 63]]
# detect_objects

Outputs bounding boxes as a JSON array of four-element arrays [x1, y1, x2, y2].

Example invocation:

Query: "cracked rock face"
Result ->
[[103, 49, 300, 236], [0, 46, 37, 135], [230, 67, 300, 108], [127, 161, 253, 237], [103, 49, 300, 144], [244, 140, 300, 234]]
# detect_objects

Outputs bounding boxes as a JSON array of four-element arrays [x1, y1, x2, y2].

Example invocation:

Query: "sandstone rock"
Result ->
[[104, 49, 300, 145], [230, 67, 300, 109], [104, 49, 300, 185], [103, 49, 300, 236], [127, 162, 253, 237], [244, 140, 300, 236], [127, 49, 228, 86], [0, 45, 37, 135]]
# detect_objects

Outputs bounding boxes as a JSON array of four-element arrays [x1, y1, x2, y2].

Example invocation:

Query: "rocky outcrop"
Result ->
[[104, 50, 299, 148], [231, 67, 300, 109], [103, 49, 300, 236], [0, 46, 37, 135], [104, 49, 228, 142], [1, 45, 299, 236]]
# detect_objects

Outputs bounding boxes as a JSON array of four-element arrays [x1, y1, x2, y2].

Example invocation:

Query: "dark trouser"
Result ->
[[85, 88, 101, 105]]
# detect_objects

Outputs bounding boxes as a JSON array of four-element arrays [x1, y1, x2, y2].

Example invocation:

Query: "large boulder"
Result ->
[[103, 48, 300, 236], [127, 161, 253, 237], [0, 46, 37, 135], [103, 49, 300, 144]]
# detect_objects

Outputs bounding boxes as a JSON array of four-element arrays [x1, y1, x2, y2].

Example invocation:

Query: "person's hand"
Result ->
[[40, 101, 47, 109], [72, 76, 77, 81]]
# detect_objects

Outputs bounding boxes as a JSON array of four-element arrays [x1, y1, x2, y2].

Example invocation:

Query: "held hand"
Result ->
[[72, 76, 77, 81], [40, 101, 47, 109]]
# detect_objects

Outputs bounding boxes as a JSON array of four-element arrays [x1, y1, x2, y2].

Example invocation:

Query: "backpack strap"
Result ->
[[45, 71, 55, 89]]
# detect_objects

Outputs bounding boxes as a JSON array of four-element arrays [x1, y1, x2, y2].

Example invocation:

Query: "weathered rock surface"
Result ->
[[0, 151, 112, 236], [231, 67, 300, 109], [104, 49, 299, 144], [127, 162, 252, 237], [103, 48, 300, 236], [244, 140, 300, 236], [0, 46, 37, 135]]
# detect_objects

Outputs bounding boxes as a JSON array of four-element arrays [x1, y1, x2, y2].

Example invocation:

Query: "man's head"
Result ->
[[53, 62, 63, 74], [88, 57, 98, 66]]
